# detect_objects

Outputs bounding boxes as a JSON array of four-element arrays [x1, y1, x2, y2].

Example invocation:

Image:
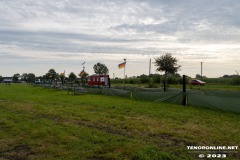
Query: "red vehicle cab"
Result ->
[[188, 79, 206, 85]]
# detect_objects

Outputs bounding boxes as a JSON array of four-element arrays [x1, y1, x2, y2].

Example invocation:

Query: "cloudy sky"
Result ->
[[0, 0, 240, 78]]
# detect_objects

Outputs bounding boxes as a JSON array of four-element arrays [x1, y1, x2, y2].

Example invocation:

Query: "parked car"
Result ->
[[188, 79, 206, 85]]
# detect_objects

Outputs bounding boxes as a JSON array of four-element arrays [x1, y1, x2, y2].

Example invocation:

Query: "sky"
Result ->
[[0, 0, 240, 78]]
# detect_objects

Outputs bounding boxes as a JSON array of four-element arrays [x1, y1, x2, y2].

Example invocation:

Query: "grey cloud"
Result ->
[[112, 20, 195, 34], [112, 0, 240, 42], [0, 52, 31, 59], [0, 29, 148, 54], [177, 52, 218, 60]]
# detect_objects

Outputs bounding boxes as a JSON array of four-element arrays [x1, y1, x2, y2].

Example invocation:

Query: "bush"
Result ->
[[203, 78, 232, 84], [129, 79, 135, 84], [153, 75, 161, 83], [140, 77, 149, 83], [232, 77, 240, 85], [139, 74, 149, 83], [167, 76, 178, 84], [111, 78, 122, 84], [74, 80, 80, 85], [148, 83, 158, 88]]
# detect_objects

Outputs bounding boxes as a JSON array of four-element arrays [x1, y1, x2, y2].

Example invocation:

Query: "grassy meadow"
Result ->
[[0, 84, 239, 160]]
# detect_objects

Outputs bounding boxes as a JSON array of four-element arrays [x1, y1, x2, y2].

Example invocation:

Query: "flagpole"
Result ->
[[82, 62, 85, 71], [123, 58, 126, 89]]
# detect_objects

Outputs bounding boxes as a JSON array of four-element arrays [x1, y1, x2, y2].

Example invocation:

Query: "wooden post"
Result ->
[[73, 85, 75, 95], [163, 82, 166, 92], [182, 75, 187, 106], [108, 77, 111, 88], [163, 74, 167, 92]]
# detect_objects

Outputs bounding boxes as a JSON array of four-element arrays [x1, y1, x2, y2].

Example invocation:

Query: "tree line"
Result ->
[[1, 53, 239, 85], [0, 62, 109, 85]]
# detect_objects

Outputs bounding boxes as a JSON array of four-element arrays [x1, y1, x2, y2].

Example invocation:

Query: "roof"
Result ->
[[88, 74, 109, 77]]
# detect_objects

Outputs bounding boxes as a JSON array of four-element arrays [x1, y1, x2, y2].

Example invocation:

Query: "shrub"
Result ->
[[232, 77, 240, 85], [140, 77, 149, 83], [129, 79, 135, 84]]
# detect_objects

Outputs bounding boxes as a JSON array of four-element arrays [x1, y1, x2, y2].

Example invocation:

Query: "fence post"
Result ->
[[182, 75, 187, 106]]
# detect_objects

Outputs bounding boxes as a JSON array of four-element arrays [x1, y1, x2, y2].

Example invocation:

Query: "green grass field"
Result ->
[[0, 84, 239, 160]]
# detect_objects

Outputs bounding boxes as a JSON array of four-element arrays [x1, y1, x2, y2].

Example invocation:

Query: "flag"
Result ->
[[118, 62, 126, 69], [79, 70, 85, 76]]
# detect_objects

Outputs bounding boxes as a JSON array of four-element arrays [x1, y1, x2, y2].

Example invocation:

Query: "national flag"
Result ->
[[118, 62, 126, 69]]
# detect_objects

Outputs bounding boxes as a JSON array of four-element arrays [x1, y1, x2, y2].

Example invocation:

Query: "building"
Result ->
[[87, 74, 110, 87]]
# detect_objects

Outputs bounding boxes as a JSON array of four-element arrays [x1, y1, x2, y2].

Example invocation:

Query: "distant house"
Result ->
[[3, 77, 13, 83]]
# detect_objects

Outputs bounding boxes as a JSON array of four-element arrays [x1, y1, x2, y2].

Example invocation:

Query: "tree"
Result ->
[[42, 75, 48, 83], [0, 75, 3, 82], [27, 73, 35, 83], [152, 74, 162, 83], [35, 76, 43, 81], [59, 73, 65, 85], [154, 53, 181, 91], [13, 73, 20, 82], [46, 69, 57, 83], [69, 72, 77, 82], [21, 73, 28, 81], [139, 74, 149, 83], [93, 62, 109, 75], [78, 71, 89, 86], [195, 74, 201, 79], [154, 53, 181, 74]]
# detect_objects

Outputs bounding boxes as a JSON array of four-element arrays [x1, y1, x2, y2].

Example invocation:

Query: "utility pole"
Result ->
[[149, 59, 151, 88], [201, 62, 203, 80]]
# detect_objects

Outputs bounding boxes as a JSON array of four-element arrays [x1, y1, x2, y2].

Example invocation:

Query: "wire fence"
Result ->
[[35, 84, 240, 113]]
